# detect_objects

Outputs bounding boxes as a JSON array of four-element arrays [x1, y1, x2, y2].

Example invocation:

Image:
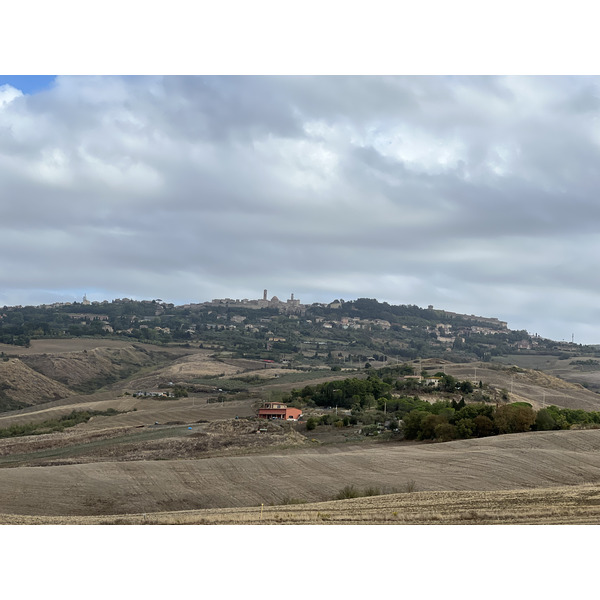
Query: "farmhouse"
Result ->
[[134, 390, 175, 398], [258, 402, 303, 421]]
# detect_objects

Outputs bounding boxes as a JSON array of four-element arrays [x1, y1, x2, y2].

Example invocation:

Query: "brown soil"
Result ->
[[2, 427, 600, 517], [4, 483, 599, 524], [0, 338, 147, 355], [0, 358, 72, 406], [0, 417, 308, 467], [125, 350, 246, 389]]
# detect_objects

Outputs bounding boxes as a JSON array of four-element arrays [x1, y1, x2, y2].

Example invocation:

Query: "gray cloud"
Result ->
[[2, 76, 600, 342]]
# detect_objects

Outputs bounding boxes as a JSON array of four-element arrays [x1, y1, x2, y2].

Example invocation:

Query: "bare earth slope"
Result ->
[[20, 344, 180, 391], [2, 428, 600, 516], [124, 351, 266, 390], [0, 359, 72, 406]]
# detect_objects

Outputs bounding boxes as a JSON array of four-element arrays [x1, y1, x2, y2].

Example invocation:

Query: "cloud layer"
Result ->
[[1, 76, 600, 342]]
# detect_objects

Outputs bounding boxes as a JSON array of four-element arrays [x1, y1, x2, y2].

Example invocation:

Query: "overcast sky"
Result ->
[[2, 75, 600, 342]]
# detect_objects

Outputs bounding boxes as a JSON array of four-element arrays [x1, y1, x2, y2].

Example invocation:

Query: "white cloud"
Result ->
[[0, 84, 22, 107], [2, 75, 600, 342]]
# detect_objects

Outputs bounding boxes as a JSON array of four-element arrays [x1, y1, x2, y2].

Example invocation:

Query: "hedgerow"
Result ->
[[0, 408, 121, 439]]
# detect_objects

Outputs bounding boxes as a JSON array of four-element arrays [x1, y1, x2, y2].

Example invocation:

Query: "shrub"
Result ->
[[535, 408, 557, 431], [361, 424, 379, 436], [473, 415, 495, 437], [460, 380, 474, 394], [455, 418, 475, 439], [306, 417, 318, 431], [453, 403, 493, 421], [434, 422, 458, 442], [336, 485, 361, 500], [0, 408, 124, 439], [495, 404, 536, 434], [404, 479, 417, 493], [402, 410, 428, 440], [420, 413, 447, 440], [279, 497, 307, 505], [319, 414, 334, 426], [546, 406, 570, 430]]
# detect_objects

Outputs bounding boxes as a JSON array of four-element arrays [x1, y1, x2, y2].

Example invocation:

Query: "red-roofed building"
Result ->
[[258, 402, 302, 421]]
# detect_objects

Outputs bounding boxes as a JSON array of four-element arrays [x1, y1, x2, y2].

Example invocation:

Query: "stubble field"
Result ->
[[3, 483, 599, 524]]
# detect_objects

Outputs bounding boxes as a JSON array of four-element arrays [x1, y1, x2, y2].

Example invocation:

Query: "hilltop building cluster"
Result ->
[[2, 290, 578, 364], [430, 307, 508, 330], [206, 290, 305, 315]]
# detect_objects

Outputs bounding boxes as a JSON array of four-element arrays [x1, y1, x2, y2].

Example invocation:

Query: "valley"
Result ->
[[3, 299, 600, 524]]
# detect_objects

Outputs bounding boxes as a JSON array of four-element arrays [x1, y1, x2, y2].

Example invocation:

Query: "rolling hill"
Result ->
[[1, 427, 600, 518]]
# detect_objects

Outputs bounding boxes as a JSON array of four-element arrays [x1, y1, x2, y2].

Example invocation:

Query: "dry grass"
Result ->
[[0, 393, 255, 430], [3, 483, 600, 524], [124, 351, 254, 390], [229, 367, 304, 380], [2, 428, 600, 518], [0, 416, 307, 467], [0, 358, 72, 406], [426, 361, 600, 411], [0, 338, 148, 356]]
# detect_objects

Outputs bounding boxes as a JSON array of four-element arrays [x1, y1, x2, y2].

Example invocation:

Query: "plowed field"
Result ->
[[2, 428, 600, 519]]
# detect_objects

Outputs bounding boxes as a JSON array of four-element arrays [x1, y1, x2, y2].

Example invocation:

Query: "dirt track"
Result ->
[[2, 428, 600, 516]]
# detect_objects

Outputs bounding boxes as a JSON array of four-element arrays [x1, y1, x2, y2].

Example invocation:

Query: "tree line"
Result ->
[[402, 401, 600, 442]]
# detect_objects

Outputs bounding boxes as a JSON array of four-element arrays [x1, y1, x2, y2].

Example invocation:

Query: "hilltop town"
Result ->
[[0, 291, 580, 367], [2, 289, 600, 525]]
